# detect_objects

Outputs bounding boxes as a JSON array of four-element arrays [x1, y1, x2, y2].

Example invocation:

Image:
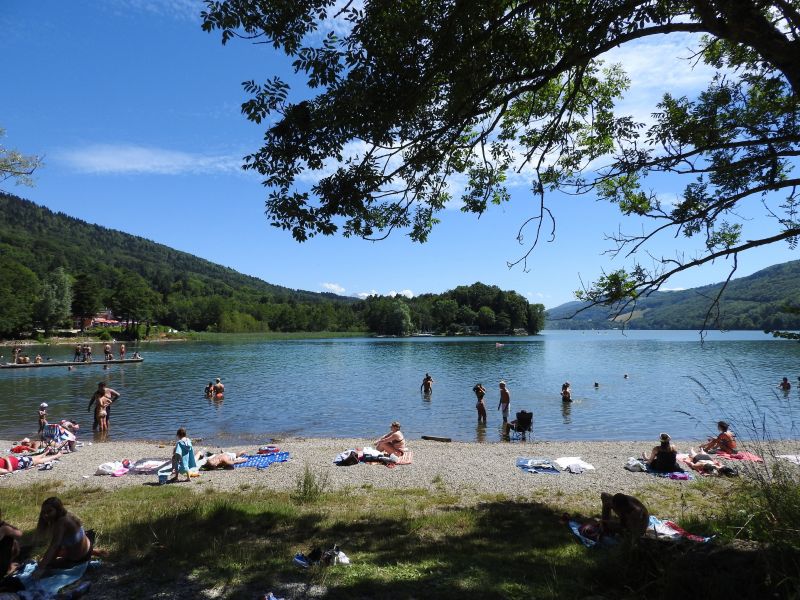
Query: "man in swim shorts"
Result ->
[[498, 381, 511, 423]]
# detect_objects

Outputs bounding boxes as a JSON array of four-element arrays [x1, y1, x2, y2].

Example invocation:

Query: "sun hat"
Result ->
[[21, 437, 30, 444], [40, 402, 48, 409]]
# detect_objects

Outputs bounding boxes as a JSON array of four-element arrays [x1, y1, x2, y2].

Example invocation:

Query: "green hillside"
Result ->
[[0, 194, 544, 338], [546, 261, 800, 330]]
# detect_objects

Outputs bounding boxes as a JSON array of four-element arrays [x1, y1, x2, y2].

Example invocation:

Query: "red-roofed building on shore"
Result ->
[[74, 309, 122, 330]]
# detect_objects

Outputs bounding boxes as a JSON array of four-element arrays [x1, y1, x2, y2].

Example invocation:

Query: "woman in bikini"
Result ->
[[700, 421, 737, 454], [34, 497, 92, 577], [375, 421, 406, 456]]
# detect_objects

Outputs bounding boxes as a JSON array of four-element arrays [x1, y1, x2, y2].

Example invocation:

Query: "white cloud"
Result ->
[[321, 282, 346, 294], [57, 144, 242, 175], [389, 289, 414, 298]]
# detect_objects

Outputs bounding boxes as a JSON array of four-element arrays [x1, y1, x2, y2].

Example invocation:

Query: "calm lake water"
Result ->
[[2, 331, 799, 444]]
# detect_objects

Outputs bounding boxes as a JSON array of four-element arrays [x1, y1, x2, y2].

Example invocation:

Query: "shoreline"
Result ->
[[3, 437, 797, 498]]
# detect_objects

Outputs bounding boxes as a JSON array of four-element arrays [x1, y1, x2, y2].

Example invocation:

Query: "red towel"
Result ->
[[716, 451, 763, 462]]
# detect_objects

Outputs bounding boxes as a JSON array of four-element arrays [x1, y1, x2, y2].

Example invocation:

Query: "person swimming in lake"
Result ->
[[420, 373, 434, 394], [561, 382, 572, 402], [779, 377, 792, 391], [700, 420, 737, 454]]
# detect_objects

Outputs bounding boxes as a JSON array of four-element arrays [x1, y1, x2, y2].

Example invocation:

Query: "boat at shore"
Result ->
[[0, 357, 144, 369]]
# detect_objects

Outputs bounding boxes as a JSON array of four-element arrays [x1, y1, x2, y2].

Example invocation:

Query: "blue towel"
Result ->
[[174, 438, 196, 474], [516, 457, 561, 474], [13, 559, 88, 598], [234, 452, 290, 469]]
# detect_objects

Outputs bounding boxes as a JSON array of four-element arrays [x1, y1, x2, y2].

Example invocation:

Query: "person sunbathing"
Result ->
[[700, 421, 737, 454], [643, 433, 680, 472], [0, 452, 62, 475], [375, 421, 407, 456], [685, 448, 724, 475], [196, 450, 247, 469]]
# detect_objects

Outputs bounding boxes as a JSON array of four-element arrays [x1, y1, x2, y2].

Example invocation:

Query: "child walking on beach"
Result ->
[[38, 403, 48, 434]]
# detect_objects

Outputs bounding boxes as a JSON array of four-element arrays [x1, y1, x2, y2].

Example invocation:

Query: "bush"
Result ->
[[97, 330, 112, 341], [291, 465, 328, 504]]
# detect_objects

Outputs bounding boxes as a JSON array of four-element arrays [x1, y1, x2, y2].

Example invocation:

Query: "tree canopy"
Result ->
[[0, 128, 41, 189], [202, 0, 800, 313]]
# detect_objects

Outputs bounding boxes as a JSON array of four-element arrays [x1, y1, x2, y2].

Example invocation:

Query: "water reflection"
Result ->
[[475, 422, 487, 443], [561, 401, 572, 424]]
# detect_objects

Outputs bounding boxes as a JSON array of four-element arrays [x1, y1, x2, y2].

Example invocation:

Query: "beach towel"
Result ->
[[385, 451, 413, 468], [234, 452, 290, 469], [554, 457, 595, 471], [131, 458, 171, 474], [567, 521, 616, 549], [174, 438, 197, 474], [516, 457, 560, 474], [648, 469, 694, 480], [715, 451, 763, 462], [11, 559, 88, 599], [644, 516, 712, 543], [777, 455, 800, 465]]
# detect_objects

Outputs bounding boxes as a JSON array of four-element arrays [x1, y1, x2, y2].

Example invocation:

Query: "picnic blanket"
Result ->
[[234, 452, 290, 469], [567, 521, 615, 549], [777, 454, 800, 465], [715, 451, 763, 462], [644, 516, 712, 543], [516, 457, 560, 474]]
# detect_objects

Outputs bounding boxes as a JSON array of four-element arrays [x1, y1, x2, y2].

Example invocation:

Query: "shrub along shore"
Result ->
[[1, 437, 798, 599]]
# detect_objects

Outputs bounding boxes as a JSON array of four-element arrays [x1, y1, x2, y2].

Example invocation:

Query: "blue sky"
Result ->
[[2, 0, 796, 308]]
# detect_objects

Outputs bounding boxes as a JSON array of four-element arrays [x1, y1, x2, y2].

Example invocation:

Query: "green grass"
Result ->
[[2, 479, 797, 599]]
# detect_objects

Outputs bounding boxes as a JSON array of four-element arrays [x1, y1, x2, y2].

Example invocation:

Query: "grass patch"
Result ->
[[1, 479, 797, 599]]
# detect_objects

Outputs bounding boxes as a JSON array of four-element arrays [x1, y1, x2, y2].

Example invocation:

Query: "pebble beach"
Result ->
[[3, 437, 797, 498]]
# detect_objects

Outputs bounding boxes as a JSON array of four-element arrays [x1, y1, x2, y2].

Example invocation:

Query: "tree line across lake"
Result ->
[[0, 194, 544, 338]]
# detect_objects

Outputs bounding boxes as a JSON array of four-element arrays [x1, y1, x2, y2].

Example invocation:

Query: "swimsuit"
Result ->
[[61, 526, 85, 550]]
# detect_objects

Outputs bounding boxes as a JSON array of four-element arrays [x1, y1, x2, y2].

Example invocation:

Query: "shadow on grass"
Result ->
[[84, 493, 798, 600]]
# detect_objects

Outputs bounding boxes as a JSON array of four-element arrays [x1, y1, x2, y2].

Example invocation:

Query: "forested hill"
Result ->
[[0, 193, 342, 303], [546, 260, 800, 330], [0, 194, 545, 338]]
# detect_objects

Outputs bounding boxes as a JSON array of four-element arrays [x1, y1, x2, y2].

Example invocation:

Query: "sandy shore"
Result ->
[[2, 437, 797, 498]]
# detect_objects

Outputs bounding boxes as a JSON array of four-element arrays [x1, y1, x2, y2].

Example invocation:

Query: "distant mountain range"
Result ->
[[545, 260, 800, 330]]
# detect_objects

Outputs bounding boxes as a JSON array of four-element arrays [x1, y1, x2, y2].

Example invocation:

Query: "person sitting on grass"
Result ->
[[700, 421, 737, 454], [34, 497, 93, 578], [375, 421, 407, 456], [196, 449, 248, 470], [0, 514, 22, 579], [643, 433, 680, 472], [600, 492, 650, 540], [169, 427, 197, 482]]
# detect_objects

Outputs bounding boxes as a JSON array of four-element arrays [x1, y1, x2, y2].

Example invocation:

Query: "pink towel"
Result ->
[[716, 451, 763, 462]]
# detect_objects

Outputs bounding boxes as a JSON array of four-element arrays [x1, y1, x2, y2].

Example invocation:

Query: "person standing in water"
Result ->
[[88, 382, 120, 431], [498, 381, 510, 423], [561, 382, 572, 402], [779, 377, 792, 391], [212, 378, 225, 396], [420, 373, 434, 394], [473, 383, 487, 423]]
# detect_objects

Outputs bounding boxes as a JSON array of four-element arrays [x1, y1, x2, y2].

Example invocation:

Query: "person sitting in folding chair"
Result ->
[[40, 423, 77, 454], [504, 410, 533, 439]]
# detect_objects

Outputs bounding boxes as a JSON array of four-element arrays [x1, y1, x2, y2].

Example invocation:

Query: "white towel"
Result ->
[[554, 456, 595, 470]]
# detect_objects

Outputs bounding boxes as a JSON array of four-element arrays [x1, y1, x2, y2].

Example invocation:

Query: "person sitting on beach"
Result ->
[[779, 377, 792, 391], [34, 497, 92, 577], [643, 433, 680, 472], [561, 382, 572, 402], [170, 427, 197, 482], [375, 421, 407, 456], [600, 492, 649, 539], [0, 514, 22, 579], [196, 449, 247, 470], [10, 438, 42, 453], [700, 421, 737, 454], [0, 451, 62, 475]]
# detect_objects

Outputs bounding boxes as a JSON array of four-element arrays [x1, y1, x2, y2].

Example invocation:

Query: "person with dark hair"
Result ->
[[0, 516, 22, 578], [169, 428, 197, 482], [420, 373, 434, 395], [600, 492, 650, 539], [34, 497, 92, 577], [473, 384, 487, 422], [0, 451, 61, 475], [87, 382, 120, 431], [779, 377, 792, 392], [701, 421, 737, 454], [203, 382, 214, 398], [643, 433, 680, 472]]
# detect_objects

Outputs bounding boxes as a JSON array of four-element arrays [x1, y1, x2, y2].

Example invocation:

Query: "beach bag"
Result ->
[[625, 457, 646, 472], [334, 450, 359, 466]]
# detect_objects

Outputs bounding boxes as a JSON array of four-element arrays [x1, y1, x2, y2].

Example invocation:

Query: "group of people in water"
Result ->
[[203, 378, 225, 399]]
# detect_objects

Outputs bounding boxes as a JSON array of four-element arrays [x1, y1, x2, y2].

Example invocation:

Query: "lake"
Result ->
[[2, 330, 799, 444]]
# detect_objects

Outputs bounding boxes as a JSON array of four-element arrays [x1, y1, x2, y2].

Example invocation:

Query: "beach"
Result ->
[[3, 437, 796, 497]]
